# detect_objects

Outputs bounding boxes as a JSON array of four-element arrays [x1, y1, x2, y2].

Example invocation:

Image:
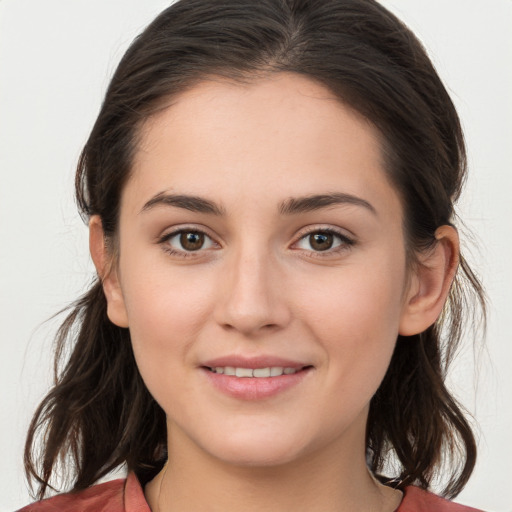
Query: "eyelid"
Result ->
[[291, 225, 356, 254], [157, 224, 221, 256]]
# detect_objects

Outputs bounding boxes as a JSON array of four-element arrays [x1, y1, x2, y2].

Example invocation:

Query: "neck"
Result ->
[[145, 421, 402, 512]]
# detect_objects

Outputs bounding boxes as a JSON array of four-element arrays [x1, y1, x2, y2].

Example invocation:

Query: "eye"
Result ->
[[294, 229, 353, 253], [161, 229, 216, 254]]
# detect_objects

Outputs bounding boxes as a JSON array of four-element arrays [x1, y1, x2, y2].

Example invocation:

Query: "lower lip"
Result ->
[[202, 367, 312, 400]]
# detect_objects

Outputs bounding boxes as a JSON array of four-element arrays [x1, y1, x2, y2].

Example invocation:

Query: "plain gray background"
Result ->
[[1, 1, 511, 510]]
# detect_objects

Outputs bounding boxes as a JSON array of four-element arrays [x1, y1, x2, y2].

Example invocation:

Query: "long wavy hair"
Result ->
[[25, 0, 485, 500]]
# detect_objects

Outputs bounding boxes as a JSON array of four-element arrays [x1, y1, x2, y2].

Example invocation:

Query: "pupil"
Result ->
[[180, 232, 204, 251], [310, 232, 333, 251]]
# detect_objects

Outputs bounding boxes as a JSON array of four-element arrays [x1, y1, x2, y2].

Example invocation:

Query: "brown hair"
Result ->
[[25, 0, 485, 500]]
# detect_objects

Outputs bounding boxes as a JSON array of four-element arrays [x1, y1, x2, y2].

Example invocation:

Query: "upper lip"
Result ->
[[201, 356, 311, 370]]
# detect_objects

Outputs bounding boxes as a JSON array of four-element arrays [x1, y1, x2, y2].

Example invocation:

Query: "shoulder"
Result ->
[[16, 473, 150, 512], [398, 486, 484, 512], [16, 478, 126, 512]]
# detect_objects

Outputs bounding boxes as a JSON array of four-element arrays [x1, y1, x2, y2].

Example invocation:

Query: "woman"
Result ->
[[19, 0, 486, 510]]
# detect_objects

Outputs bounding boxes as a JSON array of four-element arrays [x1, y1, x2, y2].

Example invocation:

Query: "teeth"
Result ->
[[210, 366, 299, 377], [235, 367, 254, 378], [253, 368, 271, 377]]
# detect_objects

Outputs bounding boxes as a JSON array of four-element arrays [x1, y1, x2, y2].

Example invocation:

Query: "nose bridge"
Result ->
[[215, 240, 290, 335]]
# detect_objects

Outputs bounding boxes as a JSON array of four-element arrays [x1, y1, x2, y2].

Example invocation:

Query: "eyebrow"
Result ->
[[141, 192, 225, 215], [140, 191, 376, 217], [278, 193, 376, 216]]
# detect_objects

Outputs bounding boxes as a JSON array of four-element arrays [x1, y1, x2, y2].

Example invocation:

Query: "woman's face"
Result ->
[[106, 73, 415, 467]]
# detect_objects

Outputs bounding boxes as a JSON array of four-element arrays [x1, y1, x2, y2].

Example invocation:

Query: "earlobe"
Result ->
[[399, 226, 459, 336], [89, 216, 129, 328]]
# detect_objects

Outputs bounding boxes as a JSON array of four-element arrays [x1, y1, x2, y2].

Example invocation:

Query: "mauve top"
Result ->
[[17, 472, 484, 512]]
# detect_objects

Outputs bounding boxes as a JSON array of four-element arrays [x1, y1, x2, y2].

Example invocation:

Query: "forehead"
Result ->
[[127, 73, 400, 218]]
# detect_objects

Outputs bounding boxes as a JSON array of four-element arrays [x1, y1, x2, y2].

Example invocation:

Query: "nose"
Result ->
[[214, 248, 292, 337]]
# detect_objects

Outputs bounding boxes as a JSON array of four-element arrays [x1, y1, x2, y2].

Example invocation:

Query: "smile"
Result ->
[[202, 364, 313, 400], [207, 366, 301, 377]]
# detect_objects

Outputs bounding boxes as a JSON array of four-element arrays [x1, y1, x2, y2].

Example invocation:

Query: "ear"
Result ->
[[89, 215, 129, 328], [399, 225, 459, 336]]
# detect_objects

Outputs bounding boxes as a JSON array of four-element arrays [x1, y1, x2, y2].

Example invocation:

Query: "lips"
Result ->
[[207, 366, 301, 377], [202, 355, 309, 370], [200, 356, 313, 400]]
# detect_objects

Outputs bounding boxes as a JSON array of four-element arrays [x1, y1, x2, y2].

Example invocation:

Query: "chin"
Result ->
[[196, 426, 309, 468], [213, 444, 303, 468]]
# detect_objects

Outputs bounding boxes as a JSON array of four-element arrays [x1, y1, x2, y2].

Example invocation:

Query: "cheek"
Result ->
[[295, 253, 407, 400], [121, 245, 216, 330], [118, 260, 217, 395]]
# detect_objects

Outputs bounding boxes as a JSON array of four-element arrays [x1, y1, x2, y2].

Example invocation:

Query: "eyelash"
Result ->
[[292, 227, 355, 258], [157, 227, 218, 258], [157, 226, 355, 259]]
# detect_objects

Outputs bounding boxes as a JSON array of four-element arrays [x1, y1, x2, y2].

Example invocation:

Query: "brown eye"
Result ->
[[309, 232, 334, 251], [161, 229, 216, 256], [180, 231, 205, 251], [294, 229, 352, 254]]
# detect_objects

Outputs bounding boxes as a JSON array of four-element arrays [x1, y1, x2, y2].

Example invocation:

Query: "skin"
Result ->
[[90, 73, 459, 512]]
